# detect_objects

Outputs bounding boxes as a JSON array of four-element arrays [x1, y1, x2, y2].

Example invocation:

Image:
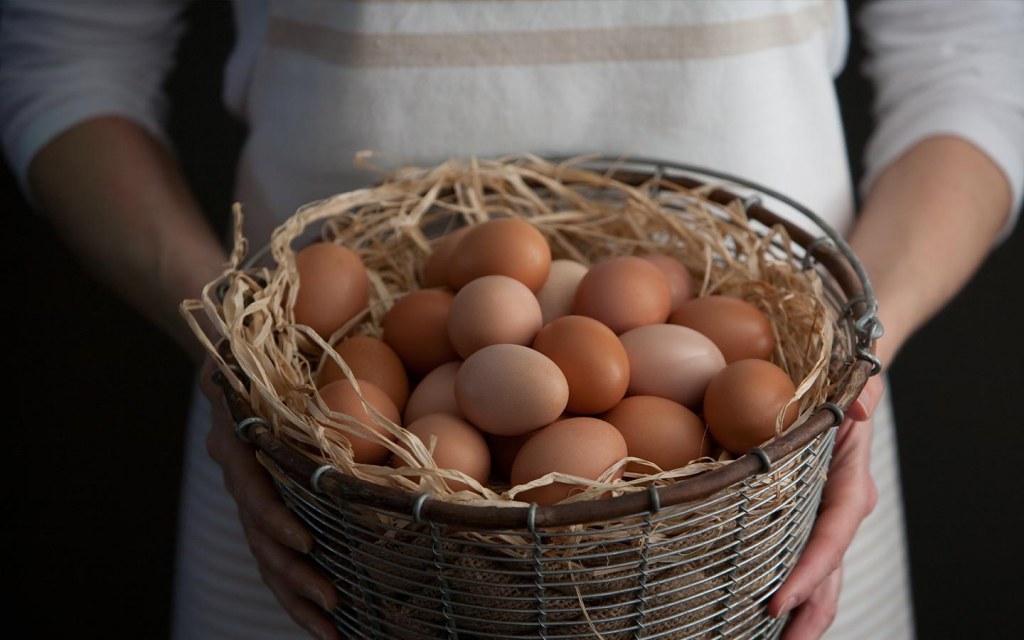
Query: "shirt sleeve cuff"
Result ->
[[861, 103, 1024, 245], [4, 96, 170, 208]]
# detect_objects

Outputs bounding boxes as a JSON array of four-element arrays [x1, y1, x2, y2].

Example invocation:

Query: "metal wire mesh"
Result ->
[[263, 424, 834, 639]]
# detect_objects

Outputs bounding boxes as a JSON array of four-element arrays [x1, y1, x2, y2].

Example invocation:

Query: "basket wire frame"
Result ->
[[219, 156, 880, 639], [263, 423, 834, 639]]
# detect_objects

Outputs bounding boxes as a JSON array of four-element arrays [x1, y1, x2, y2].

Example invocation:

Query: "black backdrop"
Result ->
[[5, 1, 1022, 638]]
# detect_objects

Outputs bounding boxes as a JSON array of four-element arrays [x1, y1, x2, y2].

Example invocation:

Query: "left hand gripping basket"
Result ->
[[183, 155, 881, 639]]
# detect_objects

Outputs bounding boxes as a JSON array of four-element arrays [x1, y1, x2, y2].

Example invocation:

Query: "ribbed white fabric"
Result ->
[[4, 2, 1023, 639], [826, 380, 915, 639]]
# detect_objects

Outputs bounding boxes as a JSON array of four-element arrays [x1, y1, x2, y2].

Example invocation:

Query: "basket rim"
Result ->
[[217, 155, 881, 531]]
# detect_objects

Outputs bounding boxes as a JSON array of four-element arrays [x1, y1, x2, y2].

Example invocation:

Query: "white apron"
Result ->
[[172, 2, 914, 637]]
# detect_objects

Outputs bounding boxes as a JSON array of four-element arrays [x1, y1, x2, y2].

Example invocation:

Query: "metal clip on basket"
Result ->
[[215, 157, 881, 640]]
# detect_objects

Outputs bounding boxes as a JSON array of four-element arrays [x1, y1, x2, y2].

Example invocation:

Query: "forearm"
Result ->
[[848, 135, 1013, 370], [28, 115, 228, 362]]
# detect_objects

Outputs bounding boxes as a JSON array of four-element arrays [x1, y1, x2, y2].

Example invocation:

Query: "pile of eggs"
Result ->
[[293, 218, 800, 505]]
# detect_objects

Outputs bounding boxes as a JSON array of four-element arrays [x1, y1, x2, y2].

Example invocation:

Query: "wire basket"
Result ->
[[203, 156, 881, 639]]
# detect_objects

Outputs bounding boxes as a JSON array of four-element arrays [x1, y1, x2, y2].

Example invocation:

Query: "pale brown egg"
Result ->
[[455, 344, 568, 436], [619, 324, 726, 409], [317, 335, 410, 411], [403, 361, 464, 425], [602, 395, 710, 474], [292, 242, 369, 339], [572, 256, 671, 334], [318, 378, 400, 464], [422, 226, 471, 288], [446, 218, 552, 291], [447, 275, 543, 359], [703, 359, 800, 454], [531, 315, 630, 414], [381, 289, 460, 377], [394, 413, 491, 492], [535, 259, 589, 325], [669, 295, 776, 363], [640, 253, 695, 312], [510, 417, 628, 506]]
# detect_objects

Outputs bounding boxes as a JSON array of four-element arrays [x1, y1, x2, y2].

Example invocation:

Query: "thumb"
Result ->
[[847, 375, 883, 423]]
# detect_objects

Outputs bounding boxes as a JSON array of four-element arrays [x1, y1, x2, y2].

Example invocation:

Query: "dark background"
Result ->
[[5, 1, 1022, 638]]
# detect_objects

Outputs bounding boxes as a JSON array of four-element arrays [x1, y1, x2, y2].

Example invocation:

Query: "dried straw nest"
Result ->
[[182, 154, 836, 508]]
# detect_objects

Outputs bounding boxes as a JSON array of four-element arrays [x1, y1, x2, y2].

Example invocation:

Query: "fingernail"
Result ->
[[776, 597, 796, 618], [283, 526, 310, 553], [310, 622, 333, 640], [305, 583, 332, 611], [854, 398, 868, 418]]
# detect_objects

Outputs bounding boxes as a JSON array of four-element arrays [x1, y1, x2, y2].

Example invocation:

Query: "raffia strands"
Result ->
[[181, 154, 835, 508]]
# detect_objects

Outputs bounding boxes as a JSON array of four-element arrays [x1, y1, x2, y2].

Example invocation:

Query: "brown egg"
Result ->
[[703, 359, 800, 454], [531, 315, 630, 414], [619, 324, 726, 409], [535, 259, 589, 325], [422, 226, 471, 288], [446, 218, 552, 291], [382, 289, 460, 377], [317, 335, 410, 411], [510, 417, 628, 506], [487, 429, 541, 482], [317, 378, 401, 464], [602, 395, 710, 473], [572, 256, 671, 334], [447, 275, 543, 359], [640, 253, 696, 312], [669, 295, 776, 363], [395, 413, 491, 492], [455, 344, 568, 436], [292, 242, 370, 339], [403, 361, 464, 425]]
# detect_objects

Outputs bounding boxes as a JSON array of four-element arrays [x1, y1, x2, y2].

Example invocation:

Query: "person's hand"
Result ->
[[767, 375, 885, 639], [200, 356, 341, 640]]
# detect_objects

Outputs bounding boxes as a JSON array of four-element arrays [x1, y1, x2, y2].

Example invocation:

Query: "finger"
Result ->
[[265, 589, 339, 640], [248, 525, 340, 639], [769, 505, 852, 619], [779, 568, 843, 640], [769, 425, 876, 617], [834, 415, 856, 449], [835, 376, 881, 449], [847, 375, 883, 423], [207, 419, 316, 554], [245, 521, 339, 612], [255, 541, 341, 640], [198, 355, 230, 405]]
